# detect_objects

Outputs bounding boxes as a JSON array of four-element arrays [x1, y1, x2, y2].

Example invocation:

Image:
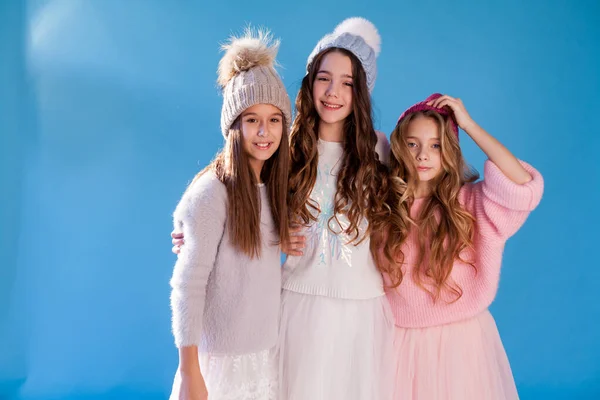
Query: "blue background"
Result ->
[[1, 0, 599, 399]]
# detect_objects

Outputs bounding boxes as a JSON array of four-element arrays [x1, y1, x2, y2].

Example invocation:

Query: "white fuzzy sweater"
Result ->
[[169, 171, 281, 354]]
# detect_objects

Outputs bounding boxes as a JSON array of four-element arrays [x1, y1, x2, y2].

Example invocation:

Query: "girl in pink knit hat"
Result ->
[[375, 93, 544, 399]]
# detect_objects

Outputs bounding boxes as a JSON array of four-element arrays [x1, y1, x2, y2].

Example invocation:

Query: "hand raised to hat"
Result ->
[[427, 95, 477, 133], [428, 94, 533, 184]]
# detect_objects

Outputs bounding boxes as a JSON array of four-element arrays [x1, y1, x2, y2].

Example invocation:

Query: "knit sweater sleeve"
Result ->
[[463, 160, 544, 240], [169, 172, 227, 348]]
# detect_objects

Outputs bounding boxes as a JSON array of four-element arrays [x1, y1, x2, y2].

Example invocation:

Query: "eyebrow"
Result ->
[[406, 136, 440, 140], [242, 112, 283, 117], [317, 70, 353, 79]]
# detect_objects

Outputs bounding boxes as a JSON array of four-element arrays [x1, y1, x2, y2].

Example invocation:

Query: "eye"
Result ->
[[245, 118, 257, 123], [344, 81, 354, 87], [316, 76, 329, 82], [407, 142, 417, 148], [270, 117, 281, 123], [432, 143, 441, 149]]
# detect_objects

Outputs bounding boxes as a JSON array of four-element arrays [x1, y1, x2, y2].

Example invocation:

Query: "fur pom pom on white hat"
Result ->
[[333, 17, 381, 56], [307, 17, 381, 92]]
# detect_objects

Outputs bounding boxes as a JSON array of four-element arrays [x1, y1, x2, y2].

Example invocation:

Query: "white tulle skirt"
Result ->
[[278, 289, 396, 400], [169, 347, 278, 400]]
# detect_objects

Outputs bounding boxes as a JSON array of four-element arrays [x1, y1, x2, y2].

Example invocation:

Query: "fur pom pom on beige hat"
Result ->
[[218, 29, 292, 137]]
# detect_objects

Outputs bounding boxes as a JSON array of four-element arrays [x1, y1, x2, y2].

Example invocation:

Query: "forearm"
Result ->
[[176, 346, 208, 400], [178, 346, 201, 374], [463, 120, 532, 185]]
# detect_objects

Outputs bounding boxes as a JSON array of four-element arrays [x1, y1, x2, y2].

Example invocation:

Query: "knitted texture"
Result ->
[[307, 17, 381, 92], [398, 93, 459, 137], [218, 30, 291, 137], [282, 131, 391, 299], [385, 160, 544, 328]]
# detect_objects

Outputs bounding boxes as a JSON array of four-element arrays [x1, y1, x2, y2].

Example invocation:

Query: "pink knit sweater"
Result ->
[[385, 160, 544, 328]]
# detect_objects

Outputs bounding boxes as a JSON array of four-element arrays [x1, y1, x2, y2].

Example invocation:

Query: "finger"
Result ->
[[439, 94, 455, 102], [432, 96, 452, 109], [286, 237, 306, 248], [288, 242, 305, 250], [427, 98, 441, 107], [435, 99, 450, 109], [435, 95, 457, 109], [289, 242, 306, 250], [436, 99, 457, 111]]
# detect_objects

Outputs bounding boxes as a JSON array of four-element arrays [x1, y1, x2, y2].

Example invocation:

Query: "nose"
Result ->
[[325, 81, 338, 98], [416, 148, 429, 161], [257, 121, 267, 137]]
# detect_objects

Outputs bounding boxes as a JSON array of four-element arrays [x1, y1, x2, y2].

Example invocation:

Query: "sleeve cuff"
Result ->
[[482, 160, 544, 211]]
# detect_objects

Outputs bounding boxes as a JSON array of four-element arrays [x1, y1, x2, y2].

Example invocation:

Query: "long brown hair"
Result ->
[[189, 116, 290, 258], [288, 47, 390, 246], [385, 110, 479, 301]]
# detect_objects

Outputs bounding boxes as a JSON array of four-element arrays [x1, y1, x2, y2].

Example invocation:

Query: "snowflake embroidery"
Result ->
[[307, 161, 354, 266]]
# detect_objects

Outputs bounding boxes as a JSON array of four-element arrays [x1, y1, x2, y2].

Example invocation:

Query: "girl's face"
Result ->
[[405, 115, 442, 183], [312, 51, 354, 127], [240, 103, 284, 171]]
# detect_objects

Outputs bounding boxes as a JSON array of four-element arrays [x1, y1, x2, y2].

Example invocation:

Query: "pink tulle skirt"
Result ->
[[393, 310, 519, 400]]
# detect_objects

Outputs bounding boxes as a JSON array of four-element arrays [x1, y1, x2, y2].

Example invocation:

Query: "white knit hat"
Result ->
[[307, 17, 381, 92], [218, 29, 292, 137]]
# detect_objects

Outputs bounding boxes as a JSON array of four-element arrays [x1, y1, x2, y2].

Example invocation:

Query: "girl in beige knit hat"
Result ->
[[168, 28, 291, 400]]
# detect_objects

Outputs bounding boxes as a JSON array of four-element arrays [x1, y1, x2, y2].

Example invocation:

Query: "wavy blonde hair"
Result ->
[[384, 110, 479, 301]]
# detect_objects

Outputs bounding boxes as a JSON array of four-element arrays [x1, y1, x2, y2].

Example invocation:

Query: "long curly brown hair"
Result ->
[[189, 116, 290, 258], [288, 47, 390, 248], [384, 110, 479, 301]]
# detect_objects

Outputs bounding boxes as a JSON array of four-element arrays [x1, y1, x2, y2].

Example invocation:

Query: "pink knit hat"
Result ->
[[397, 93, 459, 138]]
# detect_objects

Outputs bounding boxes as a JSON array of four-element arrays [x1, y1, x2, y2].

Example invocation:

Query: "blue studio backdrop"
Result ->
[[1, 0, 599, 399]]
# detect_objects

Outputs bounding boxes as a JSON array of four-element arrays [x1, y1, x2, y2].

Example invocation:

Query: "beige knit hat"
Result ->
[[218, 29, 292, 137]]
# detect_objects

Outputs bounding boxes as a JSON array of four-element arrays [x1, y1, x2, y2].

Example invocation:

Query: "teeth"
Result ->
[[255, 143, 270, 149], [323, 102, 342, 109]]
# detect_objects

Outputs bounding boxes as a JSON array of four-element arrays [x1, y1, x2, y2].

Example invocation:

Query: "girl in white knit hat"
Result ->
[[168, 29, 292, 400], [277, 17, 395, 400]]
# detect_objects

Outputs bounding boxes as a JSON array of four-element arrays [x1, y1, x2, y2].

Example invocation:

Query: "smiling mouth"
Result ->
[[322, 101, 342, 110], [254, 142, 273, 150]]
